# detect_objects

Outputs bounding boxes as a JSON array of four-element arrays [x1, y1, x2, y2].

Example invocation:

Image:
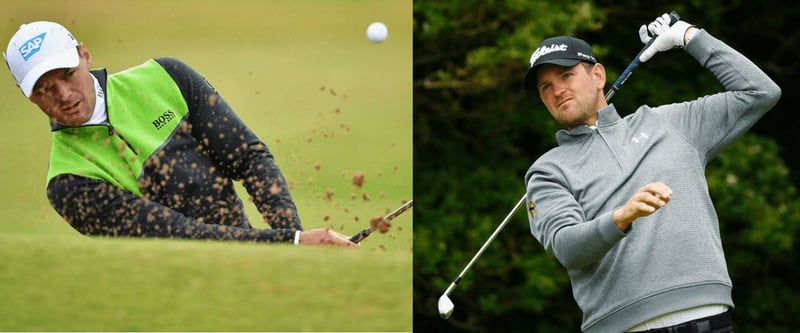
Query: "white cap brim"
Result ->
[[19, 47, 79, 98]]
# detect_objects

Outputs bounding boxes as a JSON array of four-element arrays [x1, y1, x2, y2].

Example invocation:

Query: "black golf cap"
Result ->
[[523, 36, 597, 92]]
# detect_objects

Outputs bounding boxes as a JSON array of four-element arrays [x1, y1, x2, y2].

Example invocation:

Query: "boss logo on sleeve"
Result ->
[[152, 109, 177, 130]]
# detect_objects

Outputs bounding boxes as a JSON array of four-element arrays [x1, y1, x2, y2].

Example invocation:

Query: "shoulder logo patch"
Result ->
[[528, 199, 536, 219]]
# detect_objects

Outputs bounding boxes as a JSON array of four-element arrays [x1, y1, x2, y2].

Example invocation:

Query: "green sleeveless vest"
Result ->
[[46, 59, 189, 195]]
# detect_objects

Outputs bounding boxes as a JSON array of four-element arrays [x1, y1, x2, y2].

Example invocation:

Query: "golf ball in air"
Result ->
[[367, 22, 388, 43]]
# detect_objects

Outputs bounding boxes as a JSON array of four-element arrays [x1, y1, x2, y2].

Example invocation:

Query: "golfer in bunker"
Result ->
[[524, 13, 780, 332], [5, 21, 357, 247]]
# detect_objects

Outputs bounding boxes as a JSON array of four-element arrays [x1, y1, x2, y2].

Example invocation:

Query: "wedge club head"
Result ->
[[438, 294, 454, 319]]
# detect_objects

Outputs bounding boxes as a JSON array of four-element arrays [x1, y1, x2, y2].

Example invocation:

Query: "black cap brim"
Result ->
[[522, 58, 583, 92]]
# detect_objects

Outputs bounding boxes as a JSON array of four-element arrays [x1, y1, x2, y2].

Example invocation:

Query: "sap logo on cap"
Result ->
[[530, 43, 568, 67], [19, 32, 46, 61]]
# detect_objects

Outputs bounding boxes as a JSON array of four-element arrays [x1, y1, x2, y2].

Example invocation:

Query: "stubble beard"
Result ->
[[557, 88, 600, 130]]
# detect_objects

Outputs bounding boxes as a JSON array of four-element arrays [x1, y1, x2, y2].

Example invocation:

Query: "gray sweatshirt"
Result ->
[[524, 30, 781, 332]]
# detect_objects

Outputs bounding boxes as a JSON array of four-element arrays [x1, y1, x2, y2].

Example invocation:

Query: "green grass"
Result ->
[[0, 234, 410, 331], [0, 1, 411, 331]]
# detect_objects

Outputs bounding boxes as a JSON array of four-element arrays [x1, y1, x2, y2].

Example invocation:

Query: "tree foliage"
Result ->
[[413, 1, 800, 332]]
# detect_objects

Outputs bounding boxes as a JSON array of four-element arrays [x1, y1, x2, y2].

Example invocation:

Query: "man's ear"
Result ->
[[592, 63, 606, 91], [78, 43, 93, 68]]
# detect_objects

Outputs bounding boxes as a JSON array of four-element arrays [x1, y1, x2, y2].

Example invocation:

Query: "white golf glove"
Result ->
[[638, 13, 693, 62]]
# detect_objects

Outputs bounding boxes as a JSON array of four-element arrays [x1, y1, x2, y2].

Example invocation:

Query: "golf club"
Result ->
[[349, 199, 413, 243], [438, 11, 680, 320], [438, 195, 526, 319], [605, 11, 680, 101]]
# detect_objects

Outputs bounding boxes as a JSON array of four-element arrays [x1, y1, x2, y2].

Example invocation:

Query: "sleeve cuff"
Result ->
[[684, 26, 698, 45], [598, 211, 626, 245], [294, 230, 301, 245]]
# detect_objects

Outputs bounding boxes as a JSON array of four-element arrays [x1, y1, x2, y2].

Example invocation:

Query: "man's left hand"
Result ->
[[298, 228, 360, 248]]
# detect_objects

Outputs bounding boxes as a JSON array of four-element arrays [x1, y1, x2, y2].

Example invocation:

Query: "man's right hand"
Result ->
[[298, 228, 360, 248], [638, 13, 694, 62], [612, 182, 672, 231]]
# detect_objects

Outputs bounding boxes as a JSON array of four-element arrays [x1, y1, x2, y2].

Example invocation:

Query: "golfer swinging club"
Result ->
[[5, 21, 357, 247], [523, 13, 780, 332]]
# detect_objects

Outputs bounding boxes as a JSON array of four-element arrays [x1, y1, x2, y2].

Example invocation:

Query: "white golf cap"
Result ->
[[4, 21, 79, 98]]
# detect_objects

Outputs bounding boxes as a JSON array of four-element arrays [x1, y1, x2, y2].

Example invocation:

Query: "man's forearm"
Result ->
[[48, 174, 297, 242]]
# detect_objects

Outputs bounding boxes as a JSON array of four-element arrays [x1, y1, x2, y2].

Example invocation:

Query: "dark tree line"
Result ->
[[413, 1, 800, 332]]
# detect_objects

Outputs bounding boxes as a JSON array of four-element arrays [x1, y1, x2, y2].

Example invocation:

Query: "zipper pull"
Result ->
[[107, 125, 114, 136]]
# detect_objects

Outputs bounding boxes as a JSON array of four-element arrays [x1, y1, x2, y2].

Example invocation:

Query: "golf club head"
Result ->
[[438, 294, 454, 319]]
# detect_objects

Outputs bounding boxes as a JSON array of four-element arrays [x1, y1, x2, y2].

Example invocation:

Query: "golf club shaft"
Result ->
[[605, 11, 680, 101], [348, 199, 413, 243], [442, 195, 526, 297], [443, 12, 672, 289]]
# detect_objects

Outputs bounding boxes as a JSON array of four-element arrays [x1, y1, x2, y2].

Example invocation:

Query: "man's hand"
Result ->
[[298, 228, 360, 248], [612, 182, 672, 231], [638, 13, 694, 62]]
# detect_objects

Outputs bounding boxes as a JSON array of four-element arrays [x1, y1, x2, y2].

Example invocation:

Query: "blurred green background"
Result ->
[[0, 0, 412, 331]]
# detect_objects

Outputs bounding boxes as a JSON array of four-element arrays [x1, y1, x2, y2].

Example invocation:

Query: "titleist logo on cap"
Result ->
[[530, 43, 568, 66]]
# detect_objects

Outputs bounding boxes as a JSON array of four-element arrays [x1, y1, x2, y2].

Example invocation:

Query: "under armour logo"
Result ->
[[631, 132, 649, 144]]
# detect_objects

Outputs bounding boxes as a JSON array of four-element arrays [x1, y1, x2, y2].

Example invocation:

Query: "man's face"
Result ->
[[536, 62, 606, 129], [28, 44, 95, 127]]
